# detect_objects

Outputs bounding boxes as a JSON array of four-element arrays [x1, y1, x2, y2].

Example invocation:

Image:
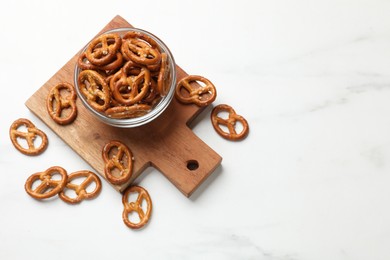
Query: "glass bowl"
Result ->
[[74, 27, 176, 128]]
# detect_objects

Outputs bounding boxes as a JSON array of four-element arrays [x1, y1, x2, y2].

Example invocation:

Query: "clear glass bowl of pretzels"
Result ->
[[74, 27, 176, 128]]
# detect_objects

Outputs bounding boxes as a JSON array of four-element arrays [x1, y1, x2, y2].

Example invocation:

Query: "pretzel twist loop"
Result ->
[[85, 33, 122, 66], [78, 70, 111, 112], [25, 166, 68, 199], [9, 118, 48, 155], [46, 82, 77, 125], [102, 140, 133, 185], [175, 75, 217, 106], [122, 185, 152, 229], [211, 104, 249, 140], [59, 170, 102, 204]]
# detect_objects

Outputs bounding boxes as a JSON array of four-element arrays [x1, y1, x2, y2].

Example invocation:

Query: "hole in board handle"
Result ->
[[186, 160, 199, 171]]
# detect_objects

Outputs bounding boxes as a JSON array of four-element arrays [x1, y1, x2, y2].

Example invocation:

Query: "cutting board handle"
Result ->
[[153, 126, 222, 197]]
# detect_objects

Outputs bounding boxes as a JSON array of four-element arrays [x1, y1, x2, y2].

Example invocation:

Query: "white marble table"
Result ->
[[1, 1, 390, 259]]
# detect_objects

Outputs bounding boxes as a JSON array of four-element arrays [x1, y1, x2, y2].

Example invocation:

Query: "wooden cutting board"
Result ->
[[25, 15, 222, 197]]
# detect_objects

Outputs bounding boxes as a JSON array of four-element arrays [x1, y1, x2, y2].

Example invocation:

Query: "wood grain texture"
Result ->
[[25, 15, 222, 197]]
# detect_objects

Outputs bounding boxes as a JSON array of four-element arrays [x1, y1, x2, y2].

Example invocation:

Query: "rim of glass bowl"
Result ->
[[74, 27, 176, 128]]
